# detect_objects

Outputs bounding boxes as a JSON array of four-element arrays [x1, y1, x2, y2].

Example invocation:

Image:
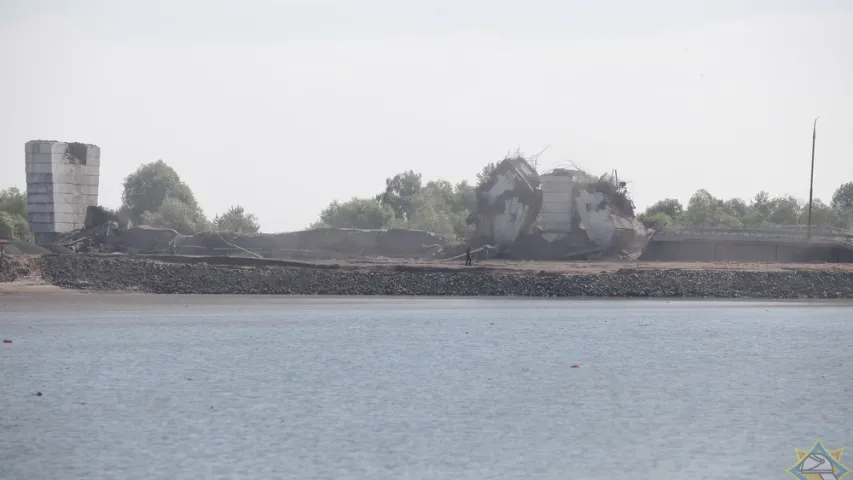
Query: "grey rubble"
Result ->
[[37, 255, 853, 298]]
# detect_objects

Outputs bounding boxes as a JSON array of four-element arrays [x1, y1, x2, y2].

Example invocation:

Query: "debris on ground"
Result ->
[[48, 206, 459, 260], [0, 255, 39, 282], [467, 156, 655, 260], [34, 155, 656, 263]]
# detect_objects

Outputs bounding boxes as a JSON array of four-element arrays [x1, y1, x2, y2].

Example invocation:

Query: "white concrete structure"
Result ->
[[25, 140, 100, 244], [575, 190, 639, 250], [474, 158, 541, 246], [576, 190, 616, 247], [539, 172, 575, 243]]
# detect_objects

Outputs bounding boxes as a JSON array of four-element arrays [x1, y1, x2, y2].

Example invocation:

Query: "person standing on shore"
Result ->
[[465, 246, 472, 266]]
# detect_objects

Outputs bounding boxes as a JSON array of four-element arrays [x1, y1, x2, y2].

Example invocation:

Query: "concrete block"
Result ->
[[26, 183, 52, 194], [540, 207, 569, 215], [543, 192, 572, 203], [541, 182, 573, 192], [52, 163, 72, 173], [27, 203, 58, 214], [42, 203, 72, 214], [52, 212, 78, 225], [37, 142, 54, 154], [53, 222, 79, 233], [27, 193, 53, 204], [540, 213, 571, 223], [64, 202, 90, 215], [29, 223, 56, 233], [25, 162, 54, 174], [73, 185, 96, 196], [56, 170, 76, 183], [71, 194, 95, 203], [47, 183, 70, 194], [28, 152, 55, 164], [33, 232, 58, 245], [78, 174, 100, 187], [86, 146, 100, 167], [25, 142, 33, 154], [72, 165, 100, 177], [29, 212, 55, 223], [50, 142, 68, 156], [51, 169, 78, 184], [49, 192, 81, 204], [542, 222, 572, 231], [26, 172, 53, 183]]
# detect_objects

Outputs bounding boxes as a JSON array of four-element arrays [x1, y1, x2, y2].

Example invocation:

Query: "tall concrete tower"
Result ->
[[25, 140, 100, 245]]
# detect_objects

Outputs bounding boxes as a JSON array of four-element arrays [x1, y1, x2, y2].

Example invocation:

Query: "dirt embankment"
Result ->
[[21, 254, 853, 298]]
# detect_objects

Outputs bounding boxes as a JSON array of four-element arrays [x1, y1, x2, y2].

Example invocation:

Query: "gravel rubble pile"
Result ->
[[0, 255, 37, 282], [36, 255, 853, 298]]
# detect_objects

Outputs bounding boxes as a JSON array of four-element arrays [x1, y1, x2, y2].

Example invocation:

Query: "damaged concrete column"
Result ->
[[25, 140, 100, 245]]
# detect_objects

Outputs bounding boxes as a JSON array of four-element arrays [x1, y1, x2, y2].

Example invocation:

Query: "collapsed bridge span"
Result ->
[[468, 157, 653, 260]]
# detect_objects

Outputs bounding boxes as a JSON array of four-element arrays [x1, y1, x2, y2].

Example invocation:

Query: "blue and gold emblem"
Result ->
[[788, 440, 848, 480]]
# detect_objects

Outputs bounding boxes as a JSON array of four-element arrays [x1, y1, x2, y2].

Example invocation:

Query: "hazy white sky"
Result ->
[[1, 0, 851, 232]]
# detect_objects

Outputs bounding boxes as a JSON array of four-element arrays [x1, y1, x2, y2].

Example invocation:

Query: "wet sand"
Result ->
[[4, 290, 853, 315]]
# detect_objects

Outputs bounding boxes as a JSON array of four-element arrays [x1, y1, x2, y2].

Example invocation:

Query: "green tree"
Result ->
[[139, 196, 210, 234], [766, 195, 803, 225], [681, 189, 742, 228], [798, 199, 847, 229], [831, 182, 853, 211], [121, 160, 208, 233], [723, 198, 749, 219], [0, 211, 33, 242], [213, 205, 260, 234], [642, 198, 683, 220], [642, 211, 676, 228], [376, 170, 423, 220], [452, 180, 477, 213], [0, 187, 32, 242], [394, 202, 458, 236], [476, 162, 498, 188], [662, 188, 853, 230], [739, 192, 770, 227], [316, 198, 395, 229], [0, 187, 28, 218], [121, 160, 201, 221], [394, 180, 477, 237]]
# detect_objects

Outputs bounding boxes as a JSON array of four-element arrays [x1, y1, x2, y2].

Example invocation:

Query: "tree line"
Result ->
[[3, 158, 853, 243], [313, 166, 853, 236], [639, 183, 853, 230]]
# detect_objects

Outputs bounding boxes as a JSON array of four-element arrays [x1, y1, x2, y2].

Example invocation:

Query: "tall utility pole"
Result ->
[[807, 117, 819, 241]]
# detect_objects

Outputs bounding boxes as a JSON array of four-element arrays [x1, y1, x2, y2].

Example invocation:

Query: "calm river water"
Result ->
[[1, 295, 851, 479]]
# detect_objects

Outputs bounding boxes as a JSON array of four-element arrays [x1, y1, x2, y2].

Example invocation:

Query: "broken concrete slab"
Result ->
[[469, 157, 653, 260]]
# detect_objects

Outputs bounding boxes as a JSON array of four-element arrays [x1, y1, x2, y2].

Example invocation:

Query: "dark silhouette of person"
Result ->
[[465, 246, 472, 266]]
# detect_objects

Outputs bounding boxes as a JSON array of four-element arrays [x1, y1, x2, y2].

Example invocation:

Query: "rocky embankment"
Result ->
[[28, 254, 853, 298]]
